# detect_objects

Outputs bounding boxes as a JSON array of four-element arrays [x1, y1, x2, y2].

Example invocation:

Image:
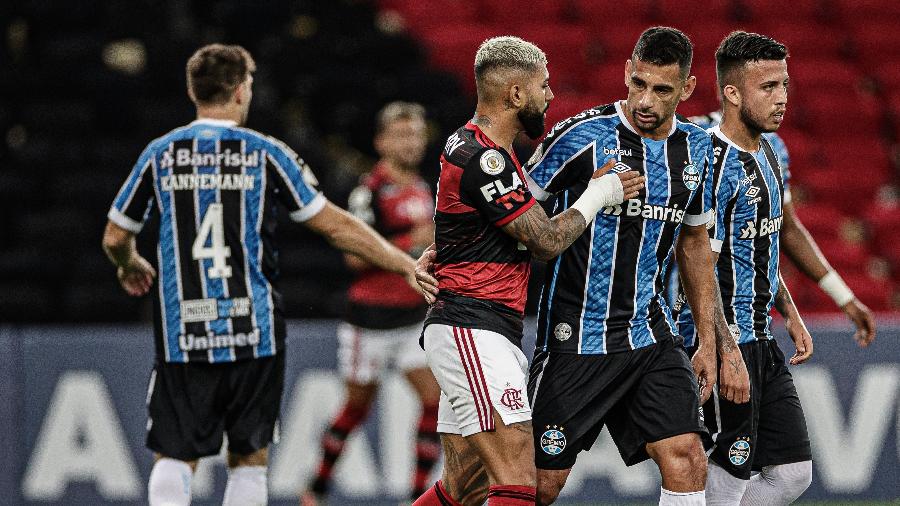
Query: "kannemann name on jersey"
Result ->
[[109, 118, 325, 364]]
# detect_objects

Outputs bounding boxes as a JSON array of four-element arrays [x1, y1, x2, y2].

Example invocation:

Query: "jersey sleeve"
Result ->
[[683, 139, 715, 227], [707, 161, 740, 253], [108, 144, 157, 233], [525, 127, 596, 197], [461, 148, 536, 226], [265, 139, 327, 222]]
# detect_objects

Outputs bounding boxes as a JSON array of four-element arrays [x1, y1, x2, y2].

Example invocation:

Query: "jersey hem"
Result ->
[[108, 208, 144, 233], [289, 192, 327, 222]]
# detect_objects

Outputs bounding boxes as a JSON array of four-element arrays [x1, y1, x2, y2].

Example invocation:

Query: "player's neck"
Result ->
[[195, 106, 243, 125], [720, 114, 761, 152], [471, 109, 518, 152], [380, 159, 417, 185]]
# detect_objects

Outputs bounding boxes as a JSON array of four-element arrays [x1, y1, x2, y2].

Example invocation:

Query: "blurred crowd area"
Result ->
[[1, 0, 899, 323]]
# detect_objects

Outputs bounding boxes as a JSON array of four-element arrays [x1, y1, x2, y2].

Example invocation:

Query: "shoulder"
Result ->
[[675, 115, 711, 143], [231, 126, 300, 159], [541, 103, 617, 146], [442, 125, 495, 169]]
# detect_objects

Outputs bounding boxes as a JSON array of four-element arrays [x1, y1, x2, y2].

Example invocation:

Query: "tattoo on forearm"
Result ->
[[774, 274, 796, 317], [504, 206, 587, 261], [713, 287, 737, 355]]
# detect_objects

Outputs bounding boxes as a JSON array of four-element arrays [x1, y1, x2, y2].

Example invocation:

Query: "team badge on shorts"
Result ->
[[554, 323, 572, 341], [682, 163, 701, 190], [480, 149, 505, 175], [541, 426, 567, 455], [500, 387, 524, 410], [729, 438, 751, 466]]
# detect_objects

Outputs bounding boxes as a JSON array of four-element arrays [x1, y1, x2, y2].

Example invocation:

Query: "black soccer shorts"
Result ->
[[529, 336, 706, 470], [146, 352, 284, 461], [696, 339, 812, 479]]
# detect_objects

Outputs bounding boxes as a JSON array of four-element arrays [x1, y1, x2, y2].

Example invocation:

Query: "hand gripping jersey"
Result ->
[[677, 126, 790, 346], [345, 162, 434, 329], [527, 102, 713, 355], [424, 122, 537, 347], [108, 119, 325, 363]]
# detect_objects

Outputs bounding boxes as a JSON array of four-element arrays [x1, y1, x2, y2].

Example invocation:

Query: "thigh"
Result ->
[[623, 342, 706, 466], [753, 341, 812, 470], [706, 342, 762, 480], [337, 323, 386, 385], [146, 361, 225, 461], [424, 324, 530, 437], [224, 353, 284, 456], [529, 351, 638, 471]]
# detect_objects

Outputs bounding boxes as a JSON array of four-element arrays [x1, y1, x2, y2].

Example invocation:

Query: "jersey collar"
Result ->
[[615, 100, 677, 138], [709, 125, 757, 153], [189, 118, 238, 127]]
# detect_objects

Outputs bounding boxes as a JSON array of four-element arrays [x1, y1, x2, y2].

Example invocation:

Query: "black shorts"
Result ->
[[528, 337, 705, 470], [695, 339, 811, 479], [146, 353, 284, 461]]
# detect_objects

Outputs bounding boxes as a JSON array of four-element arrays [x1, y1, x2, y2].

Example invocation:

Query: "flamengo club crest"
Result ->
[[500, 387, 524, 410]]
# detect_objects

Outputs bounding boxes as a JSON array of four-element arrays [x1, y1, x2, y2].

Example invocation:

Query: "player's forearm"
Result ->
[[504, 205, 587, 261], [676, 227, 718, 348], [712, 286, 738, 355], [328, 207, 414, 276], [774, 272, 801, 321], [781, 203, 832, 281], [102, 222, 138, 268]]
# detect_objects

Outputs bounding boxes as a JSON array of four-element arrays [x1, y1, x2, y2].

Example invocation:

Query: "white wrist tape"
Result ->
[[570, 173, 624, 222], [819, 270, 855, 307]]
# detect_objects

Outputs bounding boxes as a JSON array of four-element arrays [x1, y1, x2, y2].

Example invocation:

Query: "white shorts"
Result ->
[[423, 324, 531, 437], [337, 321, 428, 384]]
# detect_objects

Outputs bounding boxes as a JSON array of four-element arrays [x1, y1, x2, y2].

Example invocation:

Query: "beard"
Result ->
[[739, 104, 777, 134], [518, 100, 547, 140]]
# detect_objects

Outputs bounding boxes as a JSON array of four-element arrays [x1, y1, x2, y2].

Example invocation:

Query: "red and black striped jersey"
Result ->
[[425, 122, 536, 345], [345, 162, 433, 329]]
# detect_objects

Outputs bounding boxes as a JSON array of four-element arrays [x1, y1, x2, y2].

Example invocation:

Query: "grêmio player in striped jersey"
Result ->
[[102, 44, 418, 506], [524, 27, 749, 506]]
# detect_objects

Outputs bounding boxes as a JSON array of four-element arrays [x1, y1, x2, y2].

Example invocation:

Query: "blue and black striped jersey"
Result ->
[[526, 102, 713, 355], [689, 111, 791, 179], [677, 126, 789, 346], [108, 118, 325, 363]]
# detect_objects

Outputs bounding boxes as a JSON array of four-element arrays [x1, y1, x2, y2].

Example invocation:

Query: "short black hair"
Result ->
[[715, 31, 788, 89], [186, 44, 256, 105], [632, 26, 693, 78]]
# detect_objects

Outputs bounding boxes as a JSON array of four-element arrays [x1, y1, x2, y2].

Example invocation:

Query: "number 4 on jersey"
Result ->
[[192, 203, 232, 279]]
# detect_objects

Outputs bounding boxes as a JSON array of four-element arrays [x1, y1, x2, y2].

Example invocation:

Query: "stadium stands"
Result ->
[[1, 0, 898, 322]]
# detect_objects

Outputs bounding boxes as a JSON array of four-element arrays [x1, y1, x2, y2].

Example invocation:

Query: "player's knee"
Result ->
[[536, 470, 568, 506], [768, 461, 812, 503], [148, 458, 193, 506], [222, 465, 267, 506]]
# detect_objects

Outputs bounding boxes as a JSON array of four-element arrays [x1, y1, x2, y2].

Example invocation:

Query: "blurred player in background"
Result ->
[[525, 27, 747, 506], [688, 112, 876, 347], [413, 36, 642, 506], [301, 102, 441, 505], [102, 44, 419, 506]]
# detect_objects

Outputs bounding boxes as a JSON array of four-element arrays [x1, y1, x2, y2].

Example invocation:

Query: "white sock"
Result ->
[[741, 461, 812, 506], [222, 465, 268, 506], [706, 461, 748, 505], [660, 487, 706, 505], [148, 458, 192, 506]]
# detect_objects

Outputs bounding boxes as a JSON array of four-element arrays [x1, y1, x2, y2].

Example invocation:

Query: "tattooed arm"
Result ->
[[502, 205, 588, 261]]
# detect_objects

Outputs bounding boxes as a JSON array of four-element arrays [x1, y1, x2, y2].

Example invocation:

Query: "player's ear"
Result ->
[[624, 59, 633, 87], [508, 82, 524, 109], [680, 75, 697, 102], [722, 84, 741, 108]]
